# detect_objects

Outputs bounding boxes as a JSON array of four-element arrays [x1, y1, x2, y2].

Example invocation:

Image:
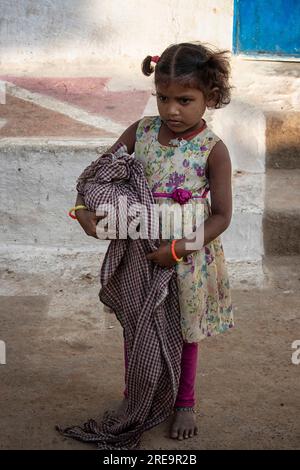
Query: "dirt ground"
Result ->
[[0, 257, 299, 450]]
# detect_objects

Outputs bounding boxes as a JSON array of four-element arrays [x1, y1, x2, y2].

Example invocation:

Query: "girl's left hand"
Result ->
[[145, 240, 177, 268]]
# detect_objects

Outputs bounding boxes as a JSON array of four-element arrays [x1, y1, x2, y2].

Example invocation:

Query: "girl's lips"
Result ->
[[167, 120, 182, 126]]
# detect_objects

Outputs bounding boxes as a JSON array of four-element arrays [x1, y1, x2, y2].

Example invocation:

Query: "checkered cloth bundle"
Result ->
[[57, 143, 183, 449]]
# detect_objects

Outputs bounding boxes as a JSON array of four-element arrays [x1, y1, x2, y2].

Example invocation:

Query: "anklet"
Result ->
[[174, 406, 195, 413]]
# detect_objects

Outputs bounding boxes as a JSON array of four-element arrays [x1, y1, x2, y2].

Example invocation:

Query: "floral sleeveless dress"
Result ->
[[134, 116, 234, 343]]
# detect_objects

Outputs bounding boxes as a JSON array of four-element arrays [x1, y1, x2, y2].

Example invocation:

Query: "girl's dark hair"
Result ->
[[142, 42, 231, 109]]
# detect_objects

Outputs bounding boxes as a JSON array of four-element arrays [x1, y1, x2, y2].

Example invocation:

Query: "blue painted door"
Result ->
[[233, 0, 300, 58]]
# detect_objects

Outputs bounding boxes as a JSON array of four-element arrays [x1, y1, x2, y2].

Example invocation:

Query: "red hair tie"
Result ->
[[151, 55, 160, 64]]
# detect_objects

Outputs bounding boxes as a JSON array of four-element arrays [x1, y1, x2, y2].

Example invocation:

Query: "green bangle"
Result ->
[[69, 205, 87, 219]]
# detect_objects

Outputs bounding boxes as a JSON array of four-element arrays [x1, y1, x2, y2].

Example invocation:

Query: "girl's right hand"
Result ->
[[76, 208, 104, 239]]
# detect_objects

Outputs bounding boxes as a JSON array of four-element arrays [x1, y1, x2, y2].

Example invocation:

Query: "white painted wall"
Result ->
[[0, 0, 234, 67]]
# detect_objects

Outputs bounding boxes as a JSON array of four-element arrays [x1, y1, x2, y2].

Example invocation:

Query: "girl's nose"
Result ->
[[168, 104, 180, 117]]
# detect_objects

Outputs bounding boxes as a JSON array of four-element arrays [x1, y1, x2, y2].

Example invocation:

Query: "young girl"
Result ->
[[74, 42, 234, 442]]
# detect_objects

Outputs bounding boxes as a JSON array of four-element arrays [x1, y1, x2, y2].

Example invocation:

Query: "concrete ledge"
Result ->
[[0, 137, 115, 149], [0, 139, 265, 287], [0, 140, 264, 263], [0, 140, 113, 247], [223, 212, 263, 261]]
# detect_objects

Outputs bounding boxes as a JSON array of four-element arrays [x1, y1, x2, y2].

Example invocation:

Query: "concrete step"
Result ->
[[266, 112, 300, 169], [263, 255, 300, 291], [263, 169, 300, 255]]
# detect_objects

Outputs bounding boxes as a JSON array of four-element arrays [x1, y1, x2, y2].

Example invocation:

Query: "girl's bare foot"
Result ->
[[170, 409, 198, 440]]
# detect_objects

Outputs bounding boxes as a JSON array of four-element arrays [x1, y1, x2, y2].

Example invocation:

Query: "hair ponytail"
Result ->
[[142, 55, 155, 76], [200, 50, 231, 107]]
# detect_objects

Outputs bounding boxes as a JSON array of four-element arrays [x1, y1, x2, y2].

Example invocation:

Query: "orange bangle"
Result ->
[[171, 239, 183, 262]]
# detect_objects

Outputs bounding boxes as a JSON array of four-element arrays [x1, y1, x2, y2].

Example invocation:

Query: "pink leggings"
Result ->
[[123, 340, 198, 408]]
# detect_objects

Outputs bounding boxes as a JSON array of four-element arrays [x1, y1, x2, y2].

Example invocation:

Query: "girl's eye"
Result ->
[[158, 95, 167, 103], [180, 98, 191, 105]]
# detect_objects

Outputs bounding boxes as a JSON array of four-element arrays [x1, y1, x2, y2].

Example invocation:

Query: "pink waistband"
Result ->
[[152, 193, 208, 198], [152, 187, 209, 202]]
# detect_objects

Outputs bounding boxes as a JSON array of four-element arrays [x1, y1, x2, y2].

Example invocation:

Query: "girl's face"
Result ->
[[155, 81, 209, 134]]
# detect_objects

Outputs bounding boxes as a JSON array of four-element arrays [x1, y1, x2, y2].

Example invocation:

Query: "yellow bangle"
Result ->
[[69, 205, 87, 219]]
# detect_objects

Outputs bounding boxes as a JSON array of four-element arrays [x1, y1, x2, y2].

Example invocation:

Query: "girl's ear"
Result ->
[[206, 87, 219, 108]]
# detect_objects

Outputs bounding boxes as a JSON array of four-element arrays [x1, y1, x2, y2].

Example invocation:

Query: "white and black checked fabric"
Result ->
[[57, 144, 183, 449]]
